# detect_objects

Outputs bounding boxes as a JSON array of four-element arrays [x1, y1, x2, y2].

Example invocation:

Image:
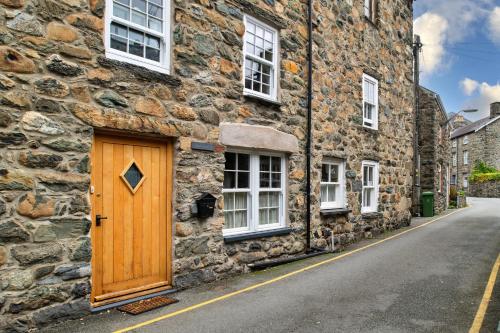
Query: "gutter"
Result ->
[[305, 0, 313, 251]]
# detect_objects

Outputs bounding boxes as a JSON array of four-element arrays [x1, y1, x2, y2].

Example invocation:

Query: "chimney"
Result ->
[[454, 114, 466, 129], [491, 102, 500, 119]]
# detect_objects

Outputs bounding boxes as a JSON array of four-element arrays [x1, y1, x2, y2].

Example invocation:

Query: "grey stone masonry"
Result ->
[[418, 87, 450, 214], [469, 180, 500, 198], [450, 102, 500, 193]]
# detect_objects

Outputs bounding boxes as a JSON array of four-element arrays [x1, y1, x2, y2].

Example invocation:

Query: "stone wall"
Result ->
[[309, 0, 415, 249], [0, 0, 415, 329], [418, 87, 450, 215], [469, 180, 500, 198], [469, 119, 500, 171]]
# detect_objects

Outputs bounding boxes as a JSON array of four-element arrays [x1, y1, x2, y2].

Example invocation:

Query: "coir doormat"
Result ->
[[118, 296, 179, 315]]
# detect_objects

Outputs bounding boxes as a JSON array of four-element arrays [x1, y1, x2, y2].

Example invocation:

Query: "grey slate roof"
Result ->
[[450, 116, 500, 139]]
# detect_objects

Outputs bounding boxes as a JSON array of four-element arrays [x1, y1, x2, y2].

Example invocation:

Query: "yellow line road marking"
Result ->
[[469, 253, 500, 333], [114, 208, 466, 333]]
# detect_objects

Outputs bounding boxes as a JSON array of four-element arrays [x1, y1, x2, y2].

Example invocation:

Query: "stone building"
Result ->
[[450, 102, 500, 192], [417, 86, 450, 214], [0, 0, 415, 329]]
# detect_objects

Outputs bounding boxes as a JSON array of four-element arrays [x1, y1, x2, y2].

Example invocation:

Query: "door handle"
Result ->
[[96, 214, 107, 226]]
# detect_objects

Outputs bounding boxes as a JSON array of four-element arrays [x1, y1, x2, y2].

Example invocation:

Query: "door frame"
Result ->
[[90, 133, 174, 307]]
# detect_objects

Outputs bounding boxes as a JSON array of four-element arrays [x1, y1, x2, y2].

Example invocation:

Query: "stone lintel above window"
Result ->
[[219, 122, 299, 153]]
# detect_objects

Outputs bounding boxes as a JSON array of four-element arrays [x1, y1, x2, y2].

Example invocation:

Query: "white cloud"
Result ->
[[489, 7, 500, 44], [415, 0, 495, 43], [460, 78, 480, 96], [414, 13, 448, 76], [414, 0, 497, 77], [462, 81, 500, 120]]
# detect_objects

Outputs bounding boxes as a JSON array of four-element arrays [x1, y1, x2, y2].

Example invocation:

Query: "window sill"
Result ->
[[223, 227, 293, 243], [361, 212, 383, 219], [361, 124, 379, 132], [97, 56, 181, 87], [320, 208, 352, 216], [243, 93, 282, 107]]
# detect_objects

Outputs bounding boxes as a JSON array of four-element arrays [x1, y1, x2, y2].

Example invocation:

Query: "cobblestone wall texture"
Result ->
[[418, 87, 450, 214], [468, 180, 500, 198]]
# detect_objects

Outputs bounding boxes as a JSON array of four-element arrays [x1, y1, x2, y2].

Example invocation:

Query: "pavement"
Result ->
[[43, 197, 500, 333]]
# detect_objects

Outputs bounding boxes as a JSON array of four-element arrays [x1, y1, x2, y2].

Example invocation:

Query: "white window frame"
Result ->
[[463, 135, 469, 145], [364, 0, 376, 21], [242, 15, 279, 102], [222, 150, 286, 236], [463, 175, 468, 188], [463, 150, 469, 165], [362, 73, 379, 130], [361, 161, 379, 213], [452, 153, 457, 167], [451, 174, 456, 185], [104, 0, 171, 74], [437, 163, 443, 193], [320, 160, 346, 209]]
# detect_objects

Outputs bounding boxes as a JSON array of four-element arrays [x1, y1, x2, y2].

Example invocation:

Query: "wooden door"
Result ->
[[91, 135, 173, 306]]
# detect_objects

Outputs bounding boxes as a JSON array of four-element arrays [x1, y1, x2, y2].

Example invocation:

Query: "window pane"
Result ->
[[224, 211, 235, 229], [225, 152, 236, 170], [149, 0, 161, 5], [111, 22, 128, 37], [321, 164, 329, 182], [148, 3, 162, 17], [262, 84, 270, 95], [260, 156, 270, 171], [146, 35, 160, 48], [260, 172, 270, 187], [146, 47, 160, 61], [320, 184, 328, 203], [234, 211, 247, 228], [363, 166, 368, 186], [129, 40, 144, 57], [330, 165, 339, 182], [256, 26, 264, 38], [129, 29, 144, 43], [269, 208, 278, 224], [271, 173, 280, 188], [259, 209, 268, 225], [115, 0, 129, 5], [363, 188, 371, 207], [148, 17, 163, 32], [327, 184, 336, 202], [132, 10, 147, 26], [113, 3, 129, 20], [238, 154, 250, 171], [132, 0, 146, 12], [234, 192, 247, 209], [223, 171, 236, 189], [224, 193, 234, 210], [259, 192, 267, 207], [111, 35, 127, 52], [237, 171, 249, 188], [269, 192, 279, 206], [271, 157, 281, 172]]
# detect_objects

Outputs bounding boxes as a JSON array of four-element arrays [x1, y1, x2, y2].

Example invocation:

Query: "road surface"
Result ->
[[45, 197, 500, 333]]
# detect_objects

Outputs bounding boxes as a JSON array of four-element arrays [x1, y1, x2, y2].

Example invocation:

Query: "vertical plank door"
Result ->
[[91, 135, 172, 306]]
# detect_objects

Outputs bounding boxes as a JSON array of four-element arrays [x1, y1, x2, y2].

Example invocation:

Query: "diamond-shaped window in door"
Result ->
[[120, 160, 146, 194]]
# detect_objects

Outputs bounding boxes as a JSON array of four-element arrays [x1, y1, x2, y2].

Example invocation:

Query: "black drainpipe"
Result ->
[[305, 0, 313, 251]]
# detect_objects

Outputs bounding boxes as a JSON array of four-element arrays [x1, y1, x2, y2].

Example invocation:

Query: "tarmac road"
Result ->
[[44, 197, 500, 333]]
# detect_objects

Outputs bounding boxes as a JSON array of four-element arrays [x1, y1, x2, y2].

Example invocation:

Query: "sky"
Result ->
[[414, 0, 500, 121]]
